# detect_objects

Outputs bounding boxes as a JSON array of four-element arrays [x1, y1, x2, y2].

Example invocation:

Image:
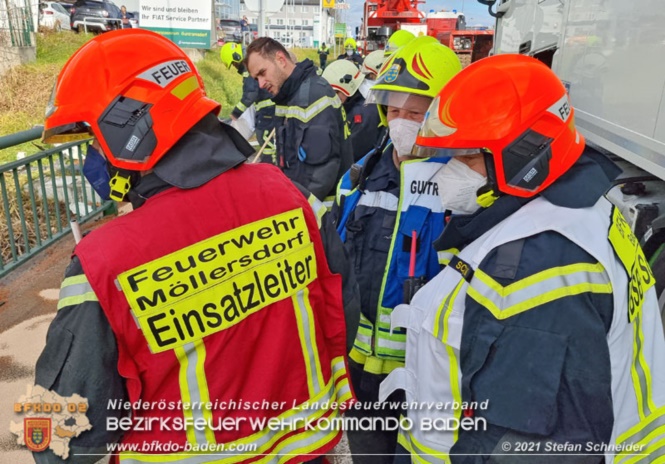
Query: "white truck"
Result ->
[[479, 0, 665, 311]]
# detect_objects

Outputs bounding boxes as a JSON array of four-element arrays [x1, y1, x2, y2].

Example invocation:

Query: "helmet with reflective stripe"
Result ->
[[417, 54, 585, 198], [368, 36, 461, 125], [322, 60, 365, 97], [43, 29, 220, 172], [384, 29, 415, 57], [361, 50, 385, 76], [220, 42, 244, 69], [344, 37, 357, 50]]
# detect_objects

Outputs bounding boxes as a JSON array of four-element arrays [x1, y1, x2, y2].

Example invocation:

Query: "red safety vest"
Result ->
[[76, 163, 354, 463]]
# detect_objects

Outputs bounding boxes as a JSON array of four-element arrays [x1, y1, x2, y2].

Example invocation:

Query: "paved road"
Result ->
[[0, 207, 352, 464]]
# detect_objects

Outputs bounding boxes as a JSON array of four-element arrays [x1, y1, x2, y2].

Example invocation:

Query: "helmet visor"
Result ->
[[366, 90, 432, 112], [42, 122, 93, 144]]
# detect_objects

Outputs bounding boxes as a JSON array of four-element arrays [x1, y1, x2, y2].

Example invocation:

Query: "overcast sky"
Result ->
[[340, 0, 496, 32]]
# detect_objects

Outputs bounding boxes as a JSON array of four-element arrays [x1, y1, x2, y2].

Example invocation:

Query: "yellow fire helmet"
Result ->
[[323, 59, 365, 97], [220, 42, 243, 69], [344, 37, 357, 50], [368, 35, 462, 125], [384, 29, 416, 57]]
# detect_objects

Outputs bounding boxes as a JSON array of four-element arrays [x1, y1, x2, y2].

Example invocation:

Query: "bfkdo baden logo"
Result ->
[[24, 418, 51, 452], [10, 385, 92, 459]]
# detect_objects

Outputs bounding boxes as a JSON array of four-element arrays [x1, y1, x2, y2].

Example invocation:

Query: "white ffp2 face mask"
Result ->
[[346, 49, 353, 56], [435, 158, 487, 215], [388, 118, 422, 158]]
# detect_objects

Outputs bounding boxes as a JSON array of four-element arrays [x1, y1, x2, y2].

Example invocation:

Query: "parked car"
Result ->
[[38, 2, 72, 31], [70, 0, 122, 33], [128, 10, 139, 28], [57, 2, 74, 15], [218, 19, 243, 43]]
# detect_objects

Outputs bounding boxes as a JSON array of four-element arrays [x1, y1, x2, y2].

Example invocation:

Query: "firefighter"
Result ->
[[382, 54, 665, 462], [323, 59, 382, 162], [35, 29, 355, 462], [358, 49, 386, 99], [246, 37, 353, 205], [221, 42, 277, 164], [331, 36, 462, 463], [384, 29, 415, 57], [337, 37, 364, 68], [319, 41, 330, 69]]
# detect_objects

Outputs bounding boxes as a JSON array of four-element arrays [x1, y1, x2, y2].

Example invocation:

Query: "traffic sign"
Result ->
[[323, 0, 335, 9]]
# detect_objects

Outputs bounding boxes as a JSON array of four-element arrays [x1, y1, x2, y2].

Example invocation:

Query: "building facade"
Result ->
[[240, 0, 335, 48]]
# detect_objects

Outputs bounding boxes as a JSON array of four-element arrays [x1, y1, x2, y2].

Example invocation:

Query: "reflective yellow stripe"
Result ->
[[255, 99, 275, 110], [292, 288, 325, 397], [398, 426, 450, 463], [349, 348, 404, 374], [171, 76, 199, 100], [275, 95, 341, 123], [57, 275, 98, 310], [234, 101, 247, 112], [307, 194, 327, 229], [174, 341, 216, 445], [442, 280, 464, 442], [467, 264, 612, 320], [174, 344, 198, 445]]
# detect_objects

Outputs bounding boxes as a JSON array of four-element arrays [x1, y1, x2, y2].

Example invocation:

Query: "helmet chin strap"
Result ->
[[476, 151, 501, 208]]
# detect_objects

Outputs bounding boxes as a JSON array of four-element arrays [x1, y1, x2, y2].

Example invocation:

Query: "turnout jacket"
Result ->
[[33, 120, 357, 464], [332, 140, 447, 374], [273, 59, 353, 201], [231, 65, 275, 134], [380, 151, 665, 463], [343, 91, 382, 162]]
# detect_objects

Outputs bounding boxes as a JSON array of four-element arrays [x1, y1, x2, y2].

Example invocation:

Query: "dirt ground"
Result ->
[[0, 204, 353, 463]]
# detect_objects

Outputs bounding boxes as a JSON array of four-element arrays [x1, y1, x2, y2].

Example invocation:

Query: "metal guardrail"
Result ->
[[0, 130, 114, 278]]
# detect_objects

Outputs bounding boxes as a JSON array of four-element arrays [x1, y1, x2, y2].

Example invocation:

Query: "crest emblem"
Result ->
[[24, 418, 51, 452], [384, 64, 401, 83]]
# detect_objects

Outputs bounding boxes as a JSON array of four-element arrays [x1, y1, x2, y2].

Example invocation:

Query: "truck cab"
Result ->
[[483, 0, 665, 316]]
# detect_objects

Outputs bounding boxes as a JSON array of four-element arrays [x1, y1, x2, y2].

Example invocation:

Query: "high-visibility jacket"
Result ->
[[379, 196, 665, 462], [75, 163, 354, 463], [334, 145, 447, 374]]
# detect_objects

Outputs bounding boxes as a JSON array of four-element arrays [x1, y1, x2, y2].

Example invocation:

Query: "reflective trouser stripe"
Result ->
[[57, 274, 99, 310], [174, 341, 216, 445], [616, 406, 665, 463], [307, 194, 327, 229], [119, 379, 342, 463], [397, 426, 450, 464], [292, 288, 325, 398], [467, 263, 613, 320]]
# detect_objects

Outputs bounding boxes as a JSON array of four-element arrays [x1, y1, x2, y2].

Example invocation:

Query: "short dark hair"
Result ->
[[245, 37, 292, 64]]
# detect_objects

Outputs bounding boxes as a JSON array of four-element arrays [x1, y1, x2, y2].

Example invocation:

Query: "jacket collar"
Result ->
[[273, 59, 316, 104]]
